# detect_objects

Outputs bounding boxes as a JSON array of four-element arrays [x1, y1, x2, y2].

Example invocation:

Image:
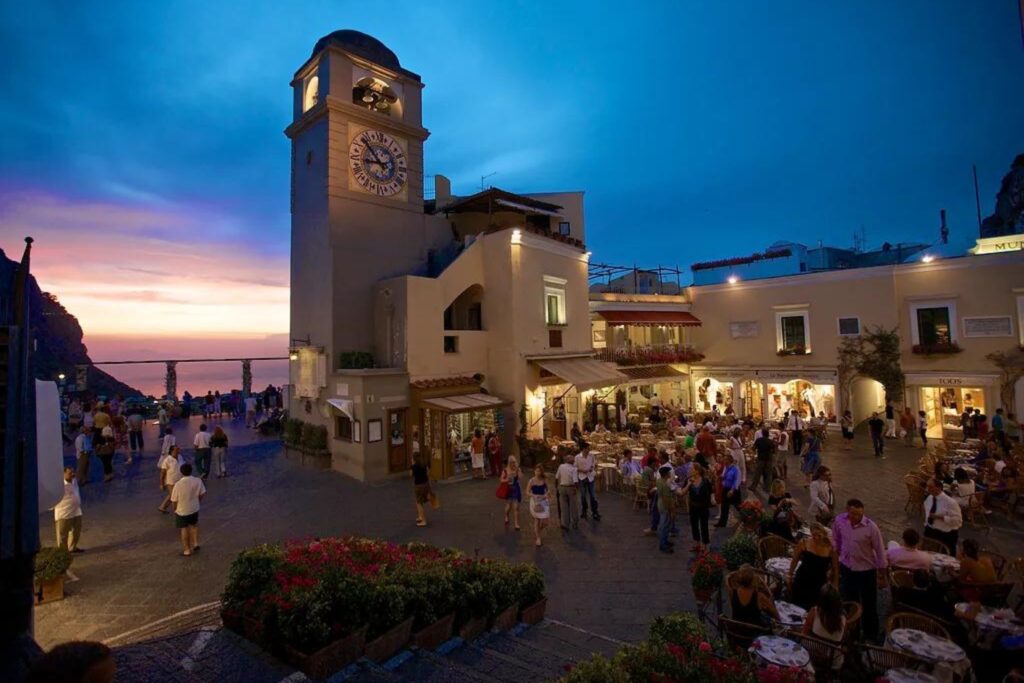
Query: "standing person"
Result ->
[[788, 523, 839, 609], [695, 425, 716, 468], [193, 423, 212, 480], [900, 407, 916, 446], [158, 446, 184, 513], [157, 403, 169, 438], [728, 426, 746, 487], [799, 431, 822, 488], [787, 411, 806, 456], [884, 401, 896, 438], [501, 455, 522, 530], [832, 499, 887, 641], [469, 429, 486, 479], [126, 409, 144, 462], [922, 478, 962, 555], [204, 391, 214, 418], [867, 412, 885, 458], [917, 410, 929, 448], [683, 463, 712, 552], [411, 454, 431, 527], [655, 465, 676, 553], [96, 426, 115, 483], [960, 408, 973, 441], [243, 394, 257, 427], [213, 390, 222, 418], [210, 425, 229, 478], [839, 411, 854, 450], [67, 398, 83, 433], [575, 443, 601, 521], [53, 467, 84, 553], [160, 425, 176, 460], [487, 432, 502, 479], [773, 423, 790, 480], [74, 426, 93, 486], [749, 427, 775, 492], [808, 466, 835, 524], [1006, 412, 1022, 445], [170, 463, 206, 556], [715, 453, 742, 528], [555, 453, 579, 530], [527, 465, 551, 546]]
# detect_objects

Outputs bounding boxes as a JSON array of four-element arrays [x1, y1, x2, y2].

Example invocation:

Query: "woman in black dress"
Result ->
[[788, 523, 839, 609]]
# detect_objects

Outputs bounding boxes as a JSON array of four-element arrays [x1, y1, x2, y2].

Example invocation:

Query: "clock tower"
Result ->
[[286, 30, 445, 369]]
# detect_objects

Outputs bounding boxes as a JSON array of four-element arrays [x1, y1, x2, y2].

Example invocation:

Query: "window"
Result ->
[[544, 275, 567, 326], [303, 75, 319, 112], [916, 307, 952, 346], [778, 314, 808, 352], [558, 221, 571, 236], [837, 317, 860, 336], [443, 335, 458, 353], [548, 329, 563, 348], [335, 415, 352, 442]]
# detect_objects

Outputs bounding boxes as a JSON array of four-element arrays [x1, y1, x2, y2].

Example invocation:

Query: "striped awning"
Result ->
[[618, 365, 688, 383], [597, 310, 701, 326], [421, 392, 510, 413], [533, 357, 629, 392]]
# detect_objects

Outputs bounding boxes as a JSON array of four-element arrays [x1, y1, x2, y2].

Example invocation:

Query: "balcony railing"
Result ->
[[595, 344, 705, 366]]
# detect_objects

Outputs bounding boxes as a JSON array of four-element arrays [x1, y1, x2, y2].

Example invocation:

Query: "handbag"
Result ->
[[428, 491, 441, 510], [495, 481, 510, 499]]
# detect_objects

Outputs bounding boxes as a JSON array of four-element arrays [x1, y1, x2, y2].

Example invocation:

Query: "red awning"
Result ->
[[597, 310, 702, 327]]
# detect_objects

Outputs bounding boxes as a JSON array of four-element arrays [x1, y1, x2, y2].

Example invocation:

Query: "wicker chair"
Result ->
[[633, 478, 650, 511], [884, 611, 951, 640], [841, 601, 862, 643], [979, 550, 1007, 579], [904, 478, 927, 514], [918, 537, 950, 556], [859, 644, 933, 677], [790, 633, 843, 680], [954, 580, 1015, 607], [718, 616, 771, 652], [963, 491, 990, 529], [757, 534, 795, 566], [724, 568, 784, 598]]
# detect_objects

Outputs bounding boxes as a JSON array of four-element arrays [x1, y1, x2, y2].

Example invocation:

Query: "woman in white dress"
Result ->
[[527, 465, 551, 546]]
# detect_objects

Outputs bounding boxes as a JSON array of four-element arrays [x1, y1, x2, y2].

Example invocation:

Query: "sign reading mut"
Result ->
[[970, 235, 1024, 255]]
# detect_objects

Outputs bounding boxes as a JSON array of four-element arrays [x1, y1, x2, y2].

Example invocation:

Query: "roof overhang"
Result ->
[[532, 357, 629, 392], [618, 365, 689, 383], [597, 310, 701, 326], [326, 398, 354, 419], [420, 392, 510, 413]]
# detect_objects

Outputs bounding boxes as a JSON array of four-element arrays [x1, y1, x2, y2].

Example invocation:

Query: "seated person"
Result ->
[[765, 497, 800, 542], [730, 564, 779, 627], [886, 528, 933, 570], [952, 467, 976, 508], [768, 478, 792, 507], [801, 585, 846, 669], [983, 465, 1016, 507], [619, 449, 641, 479], [933, 461, 955, 486], [900, 569, 955, 619], [958, 538, 997, 584], [672, 453, 692, 484]]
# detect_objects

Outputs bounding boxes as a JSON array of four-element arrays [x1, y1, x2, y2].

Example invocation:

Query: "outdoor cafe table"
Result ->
[[597, 462, 618, 491], [886, 629, 971, 683], [774, 600, 806, 628], [885, 669, 937, 683], [657, 440, 676, 451], [749, 635, 811, 670], [955, 602, 1024, 649], [765, 557, 795, 578], [929, 553, 960, 583]]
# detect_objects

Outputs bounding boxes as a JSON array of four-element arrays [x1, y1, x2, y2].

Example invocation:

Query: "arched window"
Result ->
[[303, 75, 319, 113], [352, 76, 399, 116]]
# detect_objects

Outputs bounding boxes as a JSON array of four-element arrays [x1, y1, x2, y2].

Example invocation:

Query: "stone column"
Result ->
[[165, 361, 178, 402], [241, 360, 252, 397]]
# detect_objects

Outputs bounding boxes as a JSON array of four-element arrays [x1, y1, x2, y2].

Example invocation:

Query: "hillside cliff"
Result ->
[[0, 246, 142, 398]]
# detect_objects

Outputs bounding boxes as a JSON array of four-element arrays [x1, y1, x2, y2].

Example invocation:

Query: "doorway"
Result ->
[[387, 409, 408, 473]]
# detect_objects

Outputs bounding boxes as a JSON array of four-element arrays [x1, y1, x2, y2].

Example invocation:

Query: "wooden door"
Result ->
[[387, 409, 408, 473]]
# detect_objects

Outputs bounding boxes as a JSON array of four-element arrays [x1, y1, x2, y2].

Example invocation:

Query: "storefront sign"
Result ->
[[962, 316, 1013, 338], [970, 235, 1024, 255], [756, 370, 837, 383], [729, 321, 760, 338], [905, 373, 998, 387]]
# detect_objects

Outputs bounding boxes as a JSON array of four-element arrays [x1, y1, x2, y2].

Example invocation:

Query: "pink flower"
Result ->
[[698, 641, 712, 652]]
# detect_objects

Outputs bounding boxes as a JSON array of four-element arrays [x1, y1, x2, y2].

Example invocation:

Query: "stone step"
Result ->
[[479, 621, 622, 676]]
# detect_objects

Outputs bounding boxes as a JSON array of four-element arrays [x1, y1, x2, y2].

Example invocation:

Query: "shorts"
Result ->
[[841, 428, 853, 440], [414, 483, 431, 504], [175, 512, 199, 528]]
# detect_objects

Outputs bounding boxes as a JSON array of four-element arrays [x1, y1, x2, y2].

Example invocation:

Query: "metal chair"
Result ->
[[904, 477, 927, 514], [633, 478, 650, 511], [963, 491, 990, 529], [790, 633, 843, 681], [858, 644, 933, 678], [884, 611, 951, 640], [717, 615, 771, 652]]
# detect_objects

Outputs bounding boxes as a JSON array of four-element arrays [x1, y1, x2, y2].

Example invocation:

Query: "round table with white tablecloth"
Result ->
[[887, 629, 971, 683], [885, 669, 937, 683], [774, 600, 807, 628], [955, 602, 1024, 650], [749, 635, 811, 669], [765, 556, 795, 578], [929, 553, 960, 583]]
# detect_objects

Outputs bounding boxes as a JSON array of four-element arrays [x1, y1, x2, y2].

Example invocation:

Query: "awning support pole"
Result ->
[[529, 383, 577, 429]]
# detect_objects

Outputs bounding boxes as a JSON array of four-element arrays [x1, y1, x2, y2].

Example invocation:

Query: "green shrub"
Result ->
[[339, 351, 375, 369], [512, 564, 545, 606], [220, 544, 283, 615], [648, 613, 709, 645], [368, 581, 410, 638], [299, 423, 328, 451], [34, 547, 72, 582], [283, 418, 303, 446], [561, 653, 631, 683], [720, 532, 758, 570], [393, 563, 456, 630]]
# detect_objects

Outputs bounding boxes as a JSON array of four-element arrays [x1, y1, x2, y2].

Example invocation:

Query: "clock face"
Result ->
[[349, 130, 408, 197]]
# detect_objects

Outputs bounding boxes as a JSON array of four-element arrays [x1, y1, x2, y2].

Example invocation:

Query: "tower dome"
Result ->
[[310, 30, 418, 80]]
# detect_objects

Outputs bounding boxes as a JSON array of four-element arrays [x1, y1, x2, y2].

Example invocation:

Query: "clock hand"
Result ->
[[362, 135, 386, 164]]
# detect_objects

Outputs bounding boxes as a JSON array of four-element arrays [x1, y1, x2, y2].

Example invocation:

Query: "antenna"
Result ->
[[480, 172, 496, 190], [972, 164, 982, 234]]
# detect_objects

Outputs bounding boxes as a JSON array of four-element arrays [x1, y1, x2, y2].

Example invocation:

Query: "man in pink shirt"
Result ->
[[886, 528, 932, 571], [832, 498, 887, 641]]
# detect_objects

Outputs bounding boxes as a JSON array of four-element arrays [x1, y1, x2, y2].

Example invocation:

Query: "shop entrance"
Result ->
[[919, 386, 984, 438], [741, 381, 763, 420], [387, 409, 408, 473]]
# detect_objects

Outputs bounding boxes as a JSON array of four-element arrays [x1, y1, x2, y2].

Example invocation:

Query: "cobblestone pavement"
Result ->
[[35, 417, 1022, 669]]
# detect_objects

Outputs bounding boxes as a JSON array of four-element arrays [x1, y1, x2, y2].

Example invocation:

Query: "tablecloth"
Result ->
[[774, 600, 807, 627], [749, 635, 810, 668], [887, 629, 971, 683]]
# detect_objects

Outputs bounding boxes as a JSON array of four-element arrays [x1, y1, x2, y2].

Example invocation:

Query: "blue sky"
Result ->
[[1, 0, 1023, 318]]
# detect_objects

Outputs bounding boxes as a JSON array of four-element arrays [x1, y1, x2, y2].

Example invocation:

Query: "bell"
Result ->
[[361, 90, 375, 104]]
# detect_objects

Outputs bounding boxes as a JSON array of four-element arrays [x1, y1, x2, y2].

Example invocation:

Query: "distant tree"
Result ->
[[837, 326, 904, 407], [986, 347, 1024, 411]]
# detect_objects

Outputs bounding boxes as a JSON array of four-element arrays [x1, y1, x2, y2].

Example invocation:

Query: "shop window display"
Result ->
[[920, 386, 984, 437], [767, 380, 836, 422], [696, 378, 734, 413]]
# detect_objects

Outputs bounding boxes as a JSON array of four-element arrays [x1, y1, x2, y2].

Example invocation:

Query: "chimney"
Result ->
[[939, 209, 949, 244], [434, 174, 451, 206]]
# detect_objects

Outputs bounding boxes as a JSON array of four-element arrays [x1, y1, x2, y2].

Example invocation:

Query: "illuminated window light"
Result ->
[[727, 275, 739, 284], [511, 228, 522, 245], [921, 255, 935, 263]]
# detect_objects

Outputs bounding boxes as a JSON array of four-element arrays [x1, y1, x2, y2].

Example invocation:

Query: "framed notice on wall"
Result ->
[[730, 321, 760, 338], [368, 419, 383, 443], [353, 419, 361, 443], [963, 316, 1013, 338]]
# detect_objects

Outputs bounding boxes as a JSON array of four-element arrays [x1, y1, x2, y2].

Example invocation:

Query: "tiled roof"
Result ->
[[410, 376, 478, 389]]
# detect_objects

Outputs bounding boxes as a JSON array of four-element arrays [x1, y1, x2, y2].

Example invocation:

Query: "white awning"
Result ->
[[533, 357, 629, 392], [421, 392, 510, 413], [326, 398, 354, 419], [495, 198, 562, 217]]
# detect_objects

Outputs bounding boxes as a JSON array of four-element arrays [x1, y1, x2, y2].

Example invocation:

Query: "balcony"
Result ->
[[595, 344, 705, 367]]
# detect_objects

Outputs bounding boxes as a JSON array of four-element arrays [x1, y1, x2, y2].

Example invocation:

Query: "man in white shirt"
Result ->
[[193, 423, 212, 479], [923, 478, 962, 556], [161, 426, 176, 459], [53, 467, 84, 553], [157, 404, 169, 437], [555, 453, 579, 530], [787, 411, 806, 455], [158, 447, 184, 513], [886, 528, 932, 570], [244, 395, 258, 427], [170, 463, 206, 556], [574, 443, 601, 521]]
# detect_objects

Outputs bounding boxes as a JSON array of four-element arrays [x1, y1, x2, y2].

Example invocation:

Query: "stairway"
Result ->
[[335, 620, 624, 682]]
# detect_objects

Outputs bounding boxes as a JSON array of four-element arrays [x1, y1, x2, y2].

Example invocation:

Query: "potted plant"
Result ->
[[278, 577, 370, 679], [402, 564, 457, 650], [364, 581, 414, 662], [737, 499, 764, 534], [720, 532, 758, 570], [34, 547, 72, 604], [452, 561, 496, 641], [690, 551, 725, 603], [220, 544, 283, 633], [515, 564, 547, 625], [283, 418, 304, 460], [486, 562, 520, 632]]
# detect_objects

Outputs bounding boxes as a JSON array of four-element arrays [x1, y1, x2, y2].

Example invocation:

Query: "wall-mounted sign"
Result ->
[[970, 235, 1024, 255], [729, 321, 760, 338], [756, 370, 838, 383], [905, 373, 999, 387], [962, 316, 1013, 338]]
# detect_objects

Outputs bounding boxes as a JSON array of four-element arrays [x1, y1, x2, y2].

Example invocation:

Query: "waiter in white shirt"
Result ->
[[555, 453, 579, 530], [787, 411, 806, 456], [923, 478, 962, 556], [574, 443, 601, 521], [53, 467, 84, 552]]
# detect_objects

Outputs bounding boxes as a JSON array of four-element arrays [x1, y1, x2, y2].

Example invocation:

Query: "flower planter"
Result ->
[[34, 576, 65, 605], [412, 613, 455, 650], [243, 616, 272, 650], [518, 597, 547, 625], [458, 615, 488, 642], [364, 617, 414, 663], [490, 603, 519, 632], [220, 609, 244, 634], [282, 625, 367, 681]]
